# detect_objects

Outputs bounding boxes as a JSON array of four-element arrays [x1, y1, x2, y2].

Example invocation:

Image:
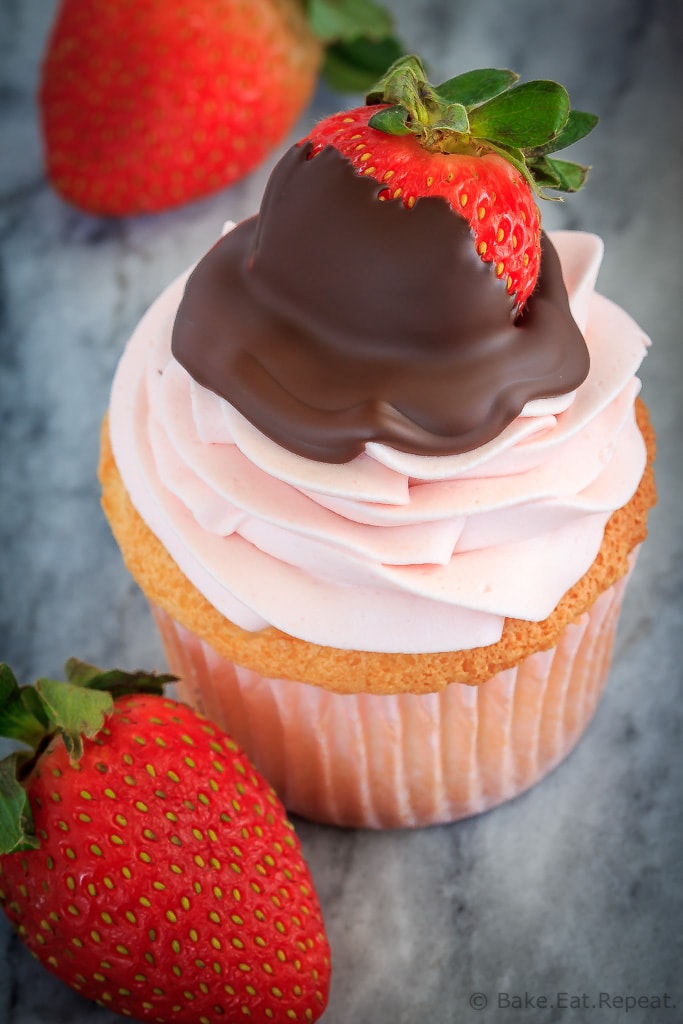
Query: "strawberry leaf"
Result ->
[[532, 156, 591, 193], [0, 754, 39, 854], [529, 109, 599, 157], [17, 685, 51, 731], [431, 102, 470, 134], [435, 68, 519, 106], [0, 665, 49, 747], [366, 53, 429, 107], [80, 667, 174, 699], [309, 0, 394, 43], [0, 663, 17, 704], [526, 155, 563, 190], [368, 103, 412, 135], [324, 35, 405, 92], [34, 679, 114, 764], [468, 80, 570, 149], [63, 658, 104, 688]]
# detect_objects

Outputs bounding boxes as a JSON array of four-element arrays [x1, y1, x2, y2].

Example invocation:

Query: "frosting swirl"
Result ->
[[109, 230, 649, 654], [172, 143, 590, 463]]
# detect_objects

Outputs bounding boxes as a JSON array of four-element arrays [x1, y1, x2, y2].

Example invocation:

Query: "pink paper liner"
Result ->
[[151, 555, 637, 828]]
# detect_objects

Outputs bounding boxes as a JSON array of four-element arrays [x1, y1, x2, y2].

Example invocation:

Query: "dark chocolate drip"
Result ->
[[172, 143, 589, 463]]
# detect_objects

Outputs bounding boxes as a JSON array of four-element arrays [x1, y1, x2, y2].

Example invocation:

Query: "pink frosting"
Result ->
[[109, 231, 649, 654]]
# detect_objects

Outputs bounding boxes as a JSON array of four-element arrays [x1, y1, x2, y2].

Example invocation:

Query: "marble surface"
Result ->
[[1, 1, 682, 1022]]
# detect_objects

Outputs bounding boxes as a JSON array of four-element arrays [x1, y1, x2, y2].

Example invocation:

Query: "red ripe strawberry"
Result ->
[[0, 661, 330, 1024], [304, 56, 598, 311], [39, 0, 403, 216]]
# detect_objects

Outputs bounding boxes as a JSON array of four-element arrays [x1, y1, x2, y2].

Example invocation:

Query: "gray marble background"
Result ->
[[1, 1, 682, 1022]]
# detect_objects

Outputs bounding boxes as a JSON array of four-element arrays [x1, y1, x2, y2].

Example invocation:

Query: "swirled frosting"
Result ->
[[171, 144, 590, 463], [109, 228, 649, 654]]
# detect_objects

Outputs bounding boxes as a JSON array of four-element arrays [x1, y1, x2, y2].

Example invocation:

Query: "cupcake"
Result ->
[[100, 59, 656, 828]]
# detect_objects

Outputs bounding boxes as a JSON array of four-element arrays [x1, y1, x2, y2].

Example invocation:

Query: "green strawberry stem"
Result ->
[[0, 660, 174, 855], [365, 55, 598, 197]]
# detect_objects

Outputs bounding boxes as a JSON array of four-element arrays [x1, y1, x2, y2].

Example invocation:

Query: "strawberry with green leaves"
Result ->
[[39, 0, 403, 215], [304, 55, 598, 310], [0, 660, 330, 1024]]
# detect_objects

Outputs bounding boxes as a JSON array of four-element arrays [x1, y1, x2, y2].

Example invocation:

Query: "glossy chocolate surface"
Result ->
[[172, 143, 589, 463]]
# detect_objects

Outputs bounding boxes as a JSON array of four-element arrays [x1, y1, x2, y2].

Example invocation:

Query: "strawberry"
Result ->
[[303, 55, 598, 310], [0, 660, 330, 1024], [39, 0, 403, 216]]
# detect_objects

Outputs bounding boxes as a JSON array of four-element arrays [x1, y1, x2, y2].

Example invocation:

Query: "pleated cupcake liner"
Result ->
[[151, 554, 636, 828]]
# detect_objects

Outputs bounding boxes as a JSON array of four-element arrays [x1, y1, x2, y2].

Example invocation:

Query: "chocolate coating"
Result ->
[[172, 143, 590, 463]]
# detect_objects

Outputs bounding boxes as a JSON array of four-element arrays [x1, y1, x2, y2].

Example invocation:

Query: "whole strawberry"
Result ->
[[304, 55, 598, 310], [0, 661, 330, 1024], [39, 0, 403, 215]]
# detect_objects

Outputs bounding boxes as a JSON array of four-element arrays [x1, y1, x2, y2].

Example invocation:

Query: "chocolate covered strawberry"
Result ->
[[304, 55, 598, 310], [39, 0, 403, 215], [0, 661, 330, 1024]]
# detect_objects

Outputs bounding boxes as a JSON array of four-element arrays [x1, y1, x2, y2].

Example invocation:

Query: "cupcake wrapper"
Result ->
[[151, 555, 636, 828]]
